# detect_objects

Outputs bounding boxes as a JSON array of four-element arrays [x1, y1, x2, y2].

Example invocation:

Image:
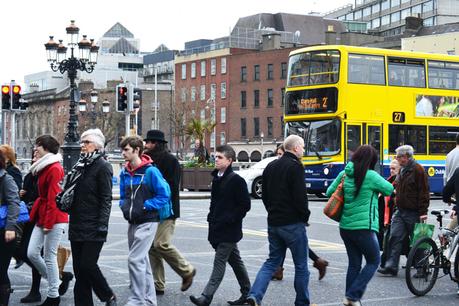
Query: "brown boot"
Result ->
[[271, 266, 284, 281], [313, 258, 329, 280]]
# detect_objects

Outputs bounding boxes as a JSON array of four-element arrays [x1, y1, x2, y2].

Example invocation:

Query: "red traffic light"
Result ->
[[12, 85, 21, 94], [1, 85, 9, 94], [119, 87, 127, 95]]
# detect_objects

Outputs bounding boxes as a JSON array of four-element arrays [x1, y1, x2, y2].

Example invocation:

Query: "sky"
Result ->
[[0, 0, 352, 87]]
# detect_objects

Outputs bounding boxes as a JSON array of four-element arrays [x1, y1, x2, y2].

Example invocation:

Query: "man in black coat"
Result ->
[[247, 135, 311, 306], [144, 130, 196, 295], [190, 145, 251, 306]]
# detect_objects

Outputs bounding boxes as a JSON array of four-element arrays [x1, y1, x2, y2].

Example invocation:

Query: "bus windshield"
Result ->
[[288, 50, 340, 87], [286, 119, 341, 157]]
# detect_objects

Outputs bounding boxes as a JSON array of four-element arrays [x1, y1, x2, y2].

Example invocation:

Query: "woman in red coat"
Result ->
[[27, 135, 67, 306]]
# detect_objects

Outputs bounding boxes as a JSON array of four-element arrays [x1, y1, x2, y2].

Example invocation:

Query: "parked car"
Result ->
[[236, 156, 277, 199]]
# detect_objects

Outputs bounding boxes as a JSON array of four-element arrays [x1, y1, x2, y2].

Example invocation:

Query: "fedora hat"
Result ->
[[144, 130, 167, 143]]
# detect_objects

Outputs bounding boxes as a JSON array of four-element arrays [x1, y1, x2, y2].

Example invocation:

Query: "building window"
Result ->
[[180, 88, 186, 102], [210, 131, 215, 148], [372, 3, 380, 14], [372, 17, 380, 28], [363, 6, 371, 17], [211, 83, 217, 100], [241, 91, 247, 108], [281, 88, 285, 106], [412, 4, 421, 15], [354, 9, 362, 20], [220, 132, 226, 145], [254, 65, 260, 80], [200, 85, 206, 101], [191, 86, 196, 102], [391, 11, 401, 23], [191, 62, 196, 78], [267, 89, 273, 107], [267, 117, 273, 137], [381, 15, 390, 26], [423, 1, 433, 13], [221, 107, 226, 123], [281, 62, 287, 79], [254, 117, 260, 136], [254, 90, 260, 108], [200, 109, 206, 121], [241, 66, 247, 82], [267, 64, 273, 80], [381, 0, 389, 11], [401, 8, 410, 20], [181, 64, 186, 80], [211, 58, 217, 75], [221, 82, 226, 99], [346, 12, 353, 21], [241, 118, 246, 137], [201, 60, 206, 77], [391, 0, 400, 8], [221, 57, 227, 74], [424, 17, 434, 27]]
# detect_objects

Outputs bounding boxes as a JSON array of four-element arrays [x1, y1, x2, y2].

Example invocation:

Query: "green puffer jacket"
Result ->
[[326, 162, 394, 233]]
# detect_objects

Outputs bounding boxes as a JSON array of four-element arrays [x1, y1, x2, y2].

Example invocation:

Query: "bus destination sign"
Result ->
[[285, 87, 338, 115]]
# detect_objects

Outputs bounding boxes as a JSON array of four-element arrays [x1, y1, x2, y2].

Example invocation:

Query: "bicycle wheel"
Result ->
[[405, 237, 440, 296]]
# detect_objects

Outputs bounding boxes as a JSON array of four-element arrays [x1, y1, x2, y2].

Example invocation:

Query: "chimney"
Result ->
[[261, 33, 281, 51], [405, 16, 423, 31], [325, 24, 337, 45]]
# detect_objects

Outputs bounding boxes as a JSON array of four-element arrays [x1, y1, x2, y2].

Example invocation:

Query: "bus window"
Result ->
[[286, 119, 340, 157], [348, 54, 385, 85], [428, 60, 459, 90], [288, 50, 340, 87], [347, 125, 361, 160], [388, 57, 426, 88], [389, 124, 427, 154], [429, 126, 459, 154]]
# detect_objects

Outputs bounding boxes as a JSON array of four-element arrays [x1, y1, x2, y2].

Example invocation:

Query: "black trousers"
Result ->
[[14, 222, 42, 289], [71, 241, 113, 306], [0, 230, 16, 286]]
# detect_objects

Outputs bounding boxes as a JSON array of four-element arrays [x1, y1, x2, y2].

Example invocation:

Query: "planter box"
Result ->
[[181, 167, 213, 191]]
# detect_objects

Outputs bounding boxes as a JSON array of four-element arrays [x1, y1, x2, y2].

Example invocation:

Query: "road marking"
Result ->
[[176, 220, 344, 251]]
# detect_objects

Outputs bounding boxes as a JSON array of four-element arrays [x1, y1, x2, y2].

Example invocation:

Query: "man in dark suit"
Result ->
[[144, 130, 196, 295]]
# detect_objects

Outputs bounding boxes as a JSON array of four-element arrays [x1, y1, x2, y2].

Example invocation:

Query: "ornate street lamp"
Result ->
[[44, 20, 99, 173]]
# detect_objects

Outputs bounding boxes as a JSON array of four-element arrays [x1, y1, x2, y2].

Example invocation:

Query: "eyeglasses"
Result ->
[[80, 140, 93, 145]]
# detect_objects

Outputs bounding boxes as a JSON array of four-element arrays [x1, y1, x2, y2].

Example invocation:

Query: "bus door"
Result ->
[[366, 124, 383, 174], [345, 123, 362, 162]]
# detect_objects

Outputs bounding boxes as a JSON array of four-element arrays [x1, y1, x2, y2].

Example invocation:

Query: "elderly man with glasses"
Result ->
[[378, 145, 430, 277]]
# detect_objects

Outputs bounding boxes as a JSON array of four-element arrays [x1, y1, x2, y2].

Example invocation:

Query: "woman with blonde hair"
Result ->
[[0, 145, 22, 191]]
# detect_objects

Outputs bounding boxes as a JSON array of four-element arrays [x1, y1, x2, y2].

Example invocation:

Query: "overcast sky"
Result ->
[[0, 0, 352, 86]]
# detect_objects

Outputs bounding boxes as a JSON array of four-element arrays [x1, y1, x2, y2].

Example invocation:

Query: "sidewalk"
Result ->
[[112, 190, 211, 200]]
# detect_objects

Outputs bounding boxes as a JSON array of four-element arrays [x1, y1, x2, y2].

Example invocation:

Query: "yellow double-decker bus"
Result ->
[[284, 45, 459, 195]]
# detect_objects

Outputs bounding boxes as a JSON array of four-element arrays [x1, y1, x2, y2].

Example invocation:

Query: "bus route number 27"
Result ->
[[392, 112, 405, 123]]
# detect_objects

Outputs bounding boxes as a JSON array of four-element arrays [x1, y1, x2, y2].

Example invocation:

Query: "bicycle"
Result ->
[[405, 209, 459, 296]]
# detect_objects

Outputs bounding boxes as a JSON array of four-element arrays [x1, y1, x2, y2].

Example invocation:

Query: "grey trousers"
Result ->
[[127, 222, 158, 306], [385, 209, 420, 270], [202, 242, 251, 301]]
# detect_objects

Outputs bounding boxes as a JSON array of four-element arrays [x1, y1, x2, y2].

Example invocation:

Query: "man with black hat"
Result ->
[[144, 130, 196, 295]]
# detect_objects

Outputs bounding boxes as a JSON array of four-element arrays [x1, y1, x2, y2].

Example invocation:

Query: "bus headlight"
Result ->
[[323, 167, 329, 175]]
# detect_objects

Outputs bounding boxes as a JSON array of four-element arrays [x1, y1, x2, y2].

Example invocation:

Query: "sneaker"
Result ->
[[343, 298, 362, 306], [247, 296, 259, 306]]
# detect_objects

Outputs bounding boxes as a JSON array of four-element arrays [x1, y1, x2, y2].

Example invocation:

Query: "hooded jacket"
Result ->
[[326, 162, 394, 233], [0, 169, 20, 231], [119, 154, 171, 224]]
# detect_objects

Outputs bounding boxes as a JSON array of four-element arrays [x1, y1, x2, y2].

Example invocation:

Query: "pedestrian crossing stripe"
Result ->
[[176, 220, 344, 251]]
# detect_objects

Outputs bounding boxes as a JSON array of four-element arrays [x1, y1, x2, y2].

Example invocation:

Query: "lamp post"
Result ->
[[205, 97, 216, 157], [44, 20, 99, 173], [78, 90, 110, 127], [260, 131, 264, 159]]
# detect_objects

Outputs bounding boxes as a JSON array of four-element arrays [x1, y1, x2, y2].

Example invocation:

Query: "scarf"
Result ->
[[29, 153, 62, 176], [56, 151, 103, 212]]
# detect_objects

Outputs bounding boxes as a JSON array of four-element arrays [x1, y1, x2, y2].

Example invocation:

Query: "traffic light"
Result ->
[[11, 85, 21, 110], [20, 100, 29, 110], [1, 85, 10, 110], [133, 88, 142, 109], [116, 84, 128, 112]]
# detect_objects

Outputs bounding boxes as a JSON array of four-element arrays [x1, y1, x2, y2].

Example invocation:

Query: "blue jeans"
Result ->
[[249, 223, 310, 305], [340, 228, 380, 301]]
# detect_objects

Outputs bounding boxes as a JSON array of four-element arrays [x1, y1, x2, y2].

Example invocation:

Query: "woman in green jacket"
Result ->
[[326, 145, 393, 306]]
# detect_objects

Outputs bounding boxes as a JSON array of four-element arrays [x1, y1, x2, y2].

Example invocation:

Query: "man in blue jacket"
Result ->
[[190, 145, 251, 306], [119, 136, 171, 306]]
